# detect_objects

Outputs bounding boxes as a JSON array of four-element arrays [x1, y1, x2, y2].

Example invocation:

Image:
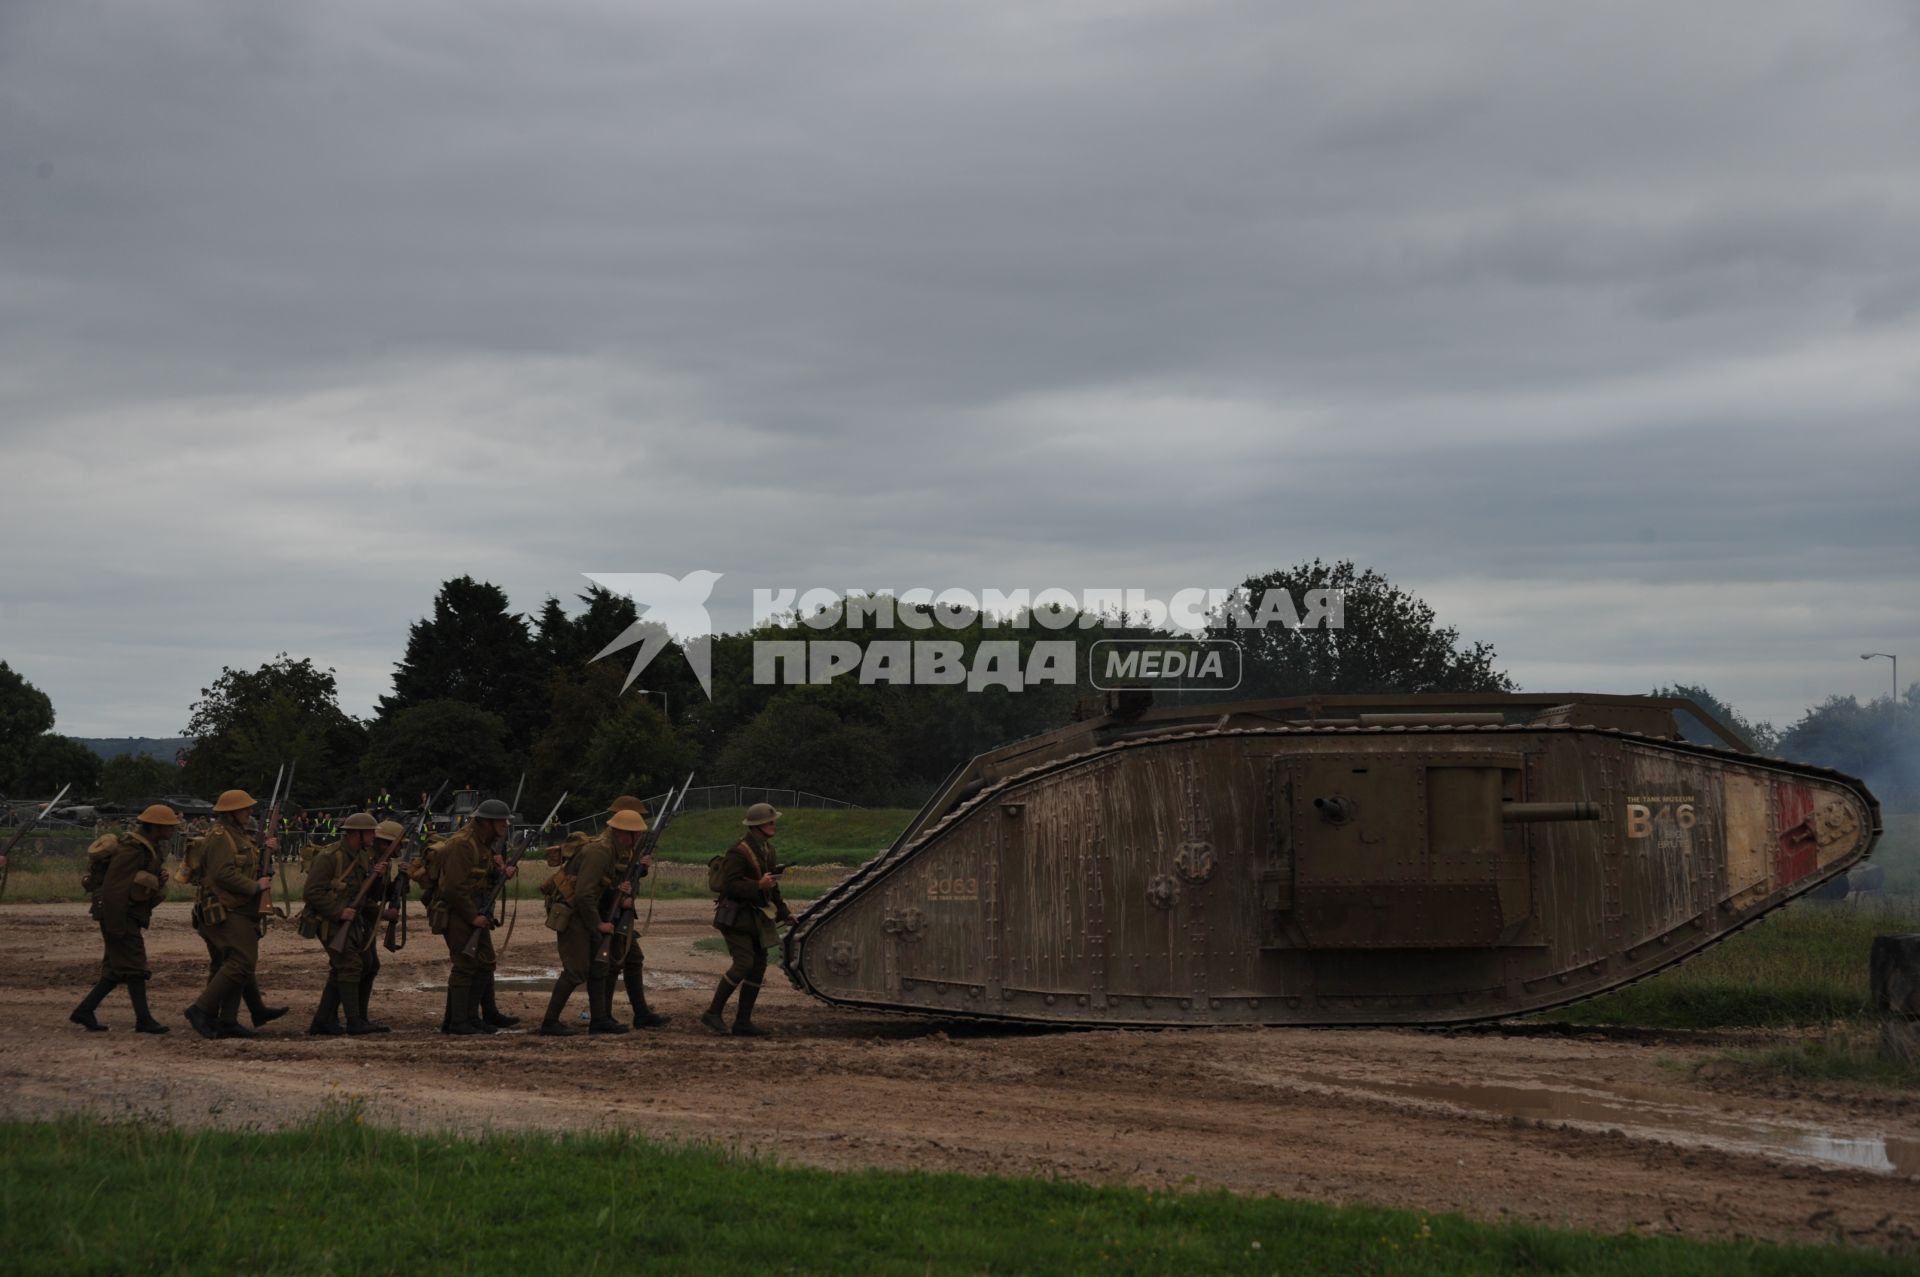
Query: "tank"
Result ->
[[783, 692, 1881, 1026]]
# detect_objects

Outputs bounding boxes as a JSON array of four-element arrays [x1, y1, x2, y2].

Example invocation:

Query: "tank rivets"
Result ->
[[1180, 998, 1193, 1010], [1210, 999, 1222, 1009], [1045, 994, 1056, 1005], [826, 941, 859, 975], [1147, 875, 1181, 909]]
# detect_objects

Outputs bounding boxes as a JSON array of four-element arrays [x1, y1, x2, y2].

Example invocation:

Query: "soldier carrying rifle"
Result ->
[[298, 812, 399, 1035], [701, 802, 795, 1038], [70, 803, 180, 1035]]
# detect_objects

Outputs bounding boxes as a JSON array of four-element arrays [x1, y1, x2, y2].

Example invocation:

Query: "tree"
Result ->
[[1210, 559, 1516, 697], [380, 577, 544, 752], [1778, 688, 1919, 810], [1650, 684, 1779, 755], [714, 688, 898, 804], [579, 698, 698, 803], [98, 753, 179, 806], [361, 698, 514, 800], [180, 655, 368, 802], [0, 661, 56, 791], [13, 734, 102, 796]]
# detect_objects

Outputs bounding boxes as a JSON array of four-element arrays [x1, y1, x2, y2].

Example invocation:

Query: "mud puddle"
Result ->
[[1296, 1071, 1920, 1175]]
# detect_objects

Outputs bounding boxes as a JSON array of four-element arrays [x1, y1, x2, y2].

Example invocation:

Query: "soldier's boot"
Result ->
[[478, 972, 520, 1027], [624, 966, 671, 1028], [216, 988, 257, 1039], [243, 979, 288, 1028], [343, 980, 389, 1035], [731, 980, 770, 1037], [358, 976, 391, 1034], [700, 976, 738, 1035], [440, 988, 454, 1033], [185, 973, 236, 1040], [445, 986, 485, 1036], [538, 982, 580, 1037], [308, 983, 345, 1036], [126, 980, 169, 1034], [587, 973, 630, 1034], [70, 977, 117, 1031]]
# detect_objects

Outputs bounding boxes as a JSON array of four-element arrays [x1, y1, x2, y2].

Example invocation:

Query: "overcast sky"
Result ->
[[2, 0, 1915, 738]]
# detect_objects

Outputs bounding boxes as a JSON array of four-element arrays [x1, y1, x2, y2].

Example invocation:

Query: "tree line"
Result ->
[[3, 559, 1914, 814]]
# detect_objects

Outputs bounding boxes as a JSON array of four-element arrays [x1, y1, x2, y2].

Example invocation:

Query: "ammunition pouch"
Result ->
[[88, 895, 106, 922], [130, 870, 161, 901], [428, 897, 450, 936], [544, 900, 573, 934], [713, 898, 744, 931], [199, 899, 228, 927], [296, 910, 322, 941]]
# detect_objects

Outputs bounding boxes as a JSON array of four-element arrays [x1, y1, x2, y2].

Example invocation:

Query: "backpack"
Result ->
[[706, 852, 729, 894], [178, 832, 212, 888], [79, 833, 118, 894]]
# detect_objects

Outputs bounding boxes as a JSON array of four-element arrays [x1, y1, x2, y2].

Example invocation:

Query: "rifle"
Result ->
[[257, 763, 287, 917], [597, 772, 694, 963], [330, 788, 436, 955], [462, 790, 565, 959], [0, 783, 73, 899], [384, 780, 448, 952]]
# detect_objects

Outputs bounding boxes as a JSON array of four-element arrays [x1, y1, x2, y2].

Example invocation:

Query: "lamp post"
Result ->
[[635, 688, 668, 719], [1861, 653, 1896, 702]]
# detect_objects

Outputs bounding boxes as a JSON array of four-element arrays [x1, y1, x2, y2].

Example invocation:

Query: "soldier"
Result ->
[[537, 808, 645, 1035], [430, 797, 521, 1035], [70, 804, 180, 1034], [299, 812, 399, 1036], [701, 802, 794, 1037], [184, 789, 283, 1039], [604, 794, 671, 1030]]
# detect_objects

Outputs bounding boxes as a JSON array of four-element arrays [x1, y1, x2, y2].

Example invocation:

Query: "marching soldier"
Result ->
[[537, 808, 643, 1035], [429, 797, 521, 1035], [299, 812, 398, 1035], [701, 802, 794, 1037], [603, 795, 670, 1030], [70, 804, 179, 1034], [184, 789, 283, 1039]]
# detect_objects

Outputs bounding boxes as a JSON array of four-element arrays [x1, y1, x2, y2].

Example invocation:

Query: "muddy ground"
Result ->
[[4, 900, 1918, 1254]]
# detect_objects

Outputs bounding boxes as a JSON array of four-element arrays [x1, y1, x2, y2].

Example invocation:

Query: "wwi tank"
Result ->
[[783, 693, 1881, 1026]]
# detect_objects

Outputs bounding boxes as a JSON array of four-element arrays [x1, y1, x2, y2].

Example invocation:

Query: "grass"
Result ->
[[1537, 899, 1920, 1030], [0, 1111, 1907, 1276], [1704, 1030, 1920, 1089], [652, 806, 916, 866]]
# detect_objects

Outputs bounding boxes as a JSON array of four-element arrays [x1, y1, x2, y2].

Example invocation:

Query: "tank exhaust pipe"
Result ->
[[1501, 801, 1602, 823]]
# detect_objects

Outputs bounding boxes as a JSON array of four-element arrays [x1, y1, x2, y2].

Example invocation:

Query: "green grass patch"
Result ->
[[651, 806, 916, 866], [1705, 1030, 1920, 1090], [1, 1112, 1905, 1276], [1537, 900, 1920, 1030], [693, 935, 728, 953]]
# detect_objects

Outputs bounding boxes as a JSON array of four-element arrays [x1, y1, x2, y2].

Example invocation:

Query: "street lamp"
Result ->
[[1860, 653, 1896, 702], [635, 688, 668, 719]]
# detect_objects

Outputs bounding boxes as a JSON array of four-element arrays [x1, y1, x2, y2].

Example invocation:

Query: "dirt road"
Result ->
[[5, 900, 1917, 1253]]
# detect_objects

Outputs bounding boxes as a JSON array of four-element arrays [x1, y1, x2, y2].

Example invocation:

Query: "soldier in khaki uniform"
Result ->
[[70, 804, 180, 1034], [603, 796, 671, 1030], [184, 789, 280, 1039], [701, 802, 794, 1037], [299, 812, 399, 1035], [537, 808, 648, 1035], [432, 798, 521, 1035]]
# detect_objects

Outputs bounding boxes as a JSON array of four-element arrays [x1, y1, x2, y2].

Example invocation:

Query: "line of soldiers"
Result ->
[[69, 789, 794, 1040]]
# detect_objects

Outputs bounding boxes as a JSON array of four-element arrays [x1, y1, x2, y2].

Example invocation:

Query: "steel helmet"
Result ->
[[340, 812, 378, 832], [473, 798, 513, 821], [213, 789, 257, 813], [373, 820, 406, 843], [743, 802, 782, 826], [609, 794, 650, 816], [135, 804, 182, 827], [607, 809, 648, 833]]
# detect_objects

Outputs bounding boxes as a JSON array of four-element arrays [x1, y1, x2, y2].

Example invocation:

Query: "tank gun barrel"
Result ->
[[1500, 801, 1601, 823]]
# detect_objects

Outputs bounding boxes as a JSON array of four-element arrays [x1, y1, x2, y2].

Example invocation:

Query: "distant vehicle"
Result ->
[[785, 692, 1881, 1028]]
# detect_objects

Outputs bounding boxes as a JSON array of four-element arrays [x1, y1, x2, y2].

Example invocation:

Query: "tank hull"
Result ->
[[784, 720, 1880, 1026]]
